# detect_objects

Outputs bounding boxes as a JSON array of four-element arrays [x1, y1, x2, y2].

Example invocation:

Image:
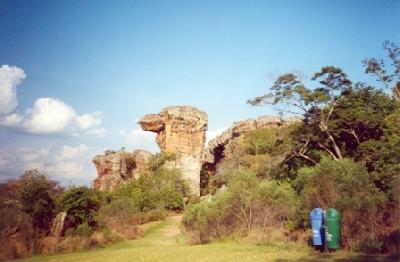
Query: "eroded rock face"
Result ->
[[139, 106, 208, 195], [92, 149, 152, 191], [50, 212, 66, 238], [203, 115, 300, 169]]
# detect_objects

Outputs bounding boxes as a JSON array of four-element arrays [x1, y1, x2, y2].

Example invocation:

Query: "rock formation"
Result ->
[[92, 149, 152, 191], [50, 212, 67, 238], [139, 106, 208, 195], [203, 115, 300, 172]]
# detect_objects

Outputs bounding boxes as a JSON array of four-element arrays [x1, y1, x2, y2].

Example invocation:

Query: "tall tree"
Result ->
[[248, 66, 352, 161], [363, 41, 400, 102], [18, 169, 57, 233]]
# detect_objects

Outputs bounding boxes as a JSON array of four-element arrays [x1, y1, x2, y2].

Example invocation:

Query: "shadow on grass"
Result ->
[[275, 253, 400, 262]]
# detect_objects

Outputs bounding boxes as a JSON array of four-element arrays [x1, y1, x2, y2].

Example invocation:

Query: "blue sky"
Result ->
[[0, 0, 399, 185]]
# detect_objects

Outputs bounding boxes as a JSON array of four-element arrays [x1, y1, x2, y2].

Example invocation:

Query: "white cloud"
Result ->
[[0, 144, 97, 186], [0, 113, 23, 127], [0, 97, 107, 137], [21, 98, 77, 134], [0, 147, 51, 177], [49, 144, 97, 183], [119, 128, 158, 152], [16, 147, 50, 162], [120, 128, 155, 144], [85, 127, 108, 138], [56, 144, 89, 161], [76, 112, 102, 131], [0, 158, 11, 169], [206, 128, 226, 142], [50, 161, 85, 179], [20, 98, 107, 137], [0, 65, 106, 138], [0, 65, 26, 114], [0, 149, 12, 169]]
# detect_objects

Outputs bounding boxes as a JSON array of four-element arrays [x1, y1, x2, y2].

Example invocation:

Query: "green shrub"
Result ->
[[59, 187, 101, 231], [295, 157, 387, 251], [184, 169, 298, 243], [97, 197, 138, 229], [74, 222, 94, 237], [18, 169, 57, 233], [116, 167, 188, 212], [149, 152, 176, 172]]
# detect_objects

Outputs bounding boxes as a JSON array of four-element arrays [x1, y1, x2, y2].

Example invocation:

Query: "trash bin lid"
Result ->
[[326, 208, 341, 219], [310, 208, 324, 219]]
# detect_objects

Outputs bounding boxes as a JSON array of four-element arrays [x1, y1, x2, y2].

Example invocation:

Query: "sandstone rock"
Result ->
[[50, 212, 67, 238], [133, 150, 153, 175], [139, 106, 208, 195], [203, 115, 300, 168], [92, 149, 152, 191]]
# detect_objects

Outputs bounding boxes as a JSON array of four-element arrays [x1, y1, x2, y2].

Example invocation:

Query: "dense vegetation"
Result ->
[[185, 42, 400, 254], [0, 153, 190, 260]]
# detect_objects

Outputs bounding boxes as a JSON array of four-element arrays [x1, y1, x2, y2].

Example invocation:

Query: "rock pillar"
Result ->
[[139, 106, 208, 195]]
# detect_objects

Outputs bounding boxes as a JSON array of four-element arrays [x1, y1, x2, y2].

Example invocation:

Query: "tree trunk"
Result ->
[[393, 82, 400, 102], [327, 132, 343, 160]]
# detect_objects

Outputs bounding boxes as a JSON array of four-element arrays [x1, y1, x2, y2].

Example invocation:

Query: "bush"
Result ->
[[74, 222, 94, 237], [295, 157, 387, 252], [18, 169, 57, 233], [0, 204, 34, 260], [184, 169, 298, 243], [97, 197, 167, 239], [116, 167, 189, 212], [59, 187, 101, 232]]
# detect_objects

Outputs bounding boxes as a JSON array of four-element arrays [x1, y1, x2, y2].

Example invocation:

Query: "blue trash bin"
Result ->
[[310, 208, 325, 246]]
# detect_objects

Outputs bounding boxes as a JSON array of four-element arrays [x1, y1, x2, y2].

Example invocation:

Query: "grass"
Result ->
[[16, 215, 399, 262]]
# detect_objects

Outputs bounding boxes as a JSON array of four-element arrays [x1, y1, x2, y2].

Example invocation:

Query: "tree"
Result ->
[[363, 41, 400, 101], [355, 109, 400, 192], [318, 85, 398, 157], [18, 169, 56, 233], [59, 187, 101, 230], [248, 66, 352, 161], [295, 158, 386, 251]]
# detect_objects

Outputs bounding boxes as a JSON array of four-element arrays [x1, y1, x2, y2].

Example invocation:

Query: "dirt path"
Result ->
[[135, 214, 186, 246], [161, 215, 182, 238]]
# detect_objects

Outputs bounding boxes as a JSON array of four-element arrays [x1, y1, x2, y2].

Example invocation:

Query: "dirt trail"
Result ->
[[135, 214, 185, 246], [161, 215, 182, 238]]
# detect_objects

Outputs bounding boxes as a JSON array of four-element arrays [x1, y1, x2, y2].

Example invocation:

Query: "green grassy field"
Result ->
[[16, 216, 398, 262]]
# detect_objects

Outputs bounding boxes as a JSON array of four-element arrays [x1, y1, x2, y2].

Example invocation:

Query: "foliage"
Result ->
[[103, 149, 116, 155], [149, 152, 176, 172], [67, 222, 94, 238], [205, 126, 295, 193], [295, 158, 387, 251], [273, 85, 398, 182], [0, 203, 34, 260], [184, 170, 298, 243], [116, 168, 188, 211], [363, 41, 400, 101], [242, 126, 294, 156], [116, 152, 189, 212], [18, 169, 57, 233], [248, 66, 353, 161], [59, 187, 101, 231], [355, 110, 400, 192]]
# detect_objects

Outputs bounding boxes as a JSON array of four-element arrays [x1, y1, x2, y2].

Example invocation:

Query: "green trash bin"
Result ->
[[325, 208, 341, 249]]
